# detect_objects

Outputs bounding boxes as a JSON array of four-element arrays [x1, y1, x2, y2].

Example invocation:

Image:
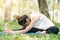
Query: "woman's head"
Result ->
[[16, 15, 31, 26]]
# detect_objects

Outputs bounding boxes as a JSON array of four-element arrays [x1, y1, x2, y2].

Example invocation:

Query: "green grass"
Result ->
[[0, 20, 60, 40]]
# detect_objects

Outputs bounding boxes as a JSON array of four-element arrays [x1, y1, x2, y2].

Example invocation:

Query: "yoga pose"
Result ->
[[4, 12, 59, 34]]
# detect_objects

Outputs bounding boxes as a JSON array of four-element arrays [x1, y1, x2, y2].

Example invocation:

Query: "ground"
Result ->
[[0, 20, 60, 40]]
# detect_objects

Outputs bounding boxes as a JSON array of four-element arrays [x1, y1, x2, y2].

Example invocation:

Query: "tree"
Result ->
[[38, 0, 50, 18], [4, 0, 12, 22]]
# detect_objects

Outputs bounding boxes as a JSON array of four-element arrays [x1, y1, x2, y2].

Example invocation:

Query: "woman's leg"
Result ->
[[13, 27, 44, 34], [46, 26, 59, 34], [26, 27, 44, 34]]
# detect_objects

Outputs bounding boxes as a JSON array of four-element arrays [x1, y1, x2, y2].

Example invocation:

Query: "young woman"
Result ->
[[4, 12, 59, 34]]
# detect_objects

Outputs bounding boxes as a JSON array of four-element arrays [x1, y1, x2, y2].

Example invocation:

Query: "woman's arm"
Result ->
[[14, 16, 40, 34], [4, 16, 40, 34]]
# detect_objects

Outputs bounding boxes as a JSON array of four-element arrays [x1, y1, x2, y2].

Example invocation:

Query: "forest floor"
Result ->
[[0, 20, 60, 40]]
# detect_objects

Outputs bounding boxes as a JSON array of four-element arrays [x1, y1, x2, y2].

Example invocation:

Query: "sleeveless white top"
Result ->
[[30, 12, 55, 30]]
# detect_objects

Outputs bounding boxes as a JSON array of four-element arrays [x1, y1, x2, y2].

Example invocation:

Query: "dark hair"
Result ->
[[18, 15, 29, 26]]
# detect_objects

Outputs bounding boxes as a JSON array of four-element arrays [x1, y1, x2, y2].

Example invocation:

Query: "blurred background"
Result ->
[[0, 0, 60, 31], [0, 0, 60, 40]]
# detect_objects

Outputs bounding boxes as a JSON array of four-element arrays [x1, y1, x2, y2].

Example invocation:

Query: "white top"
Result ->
[[30, 12, 55, 30]]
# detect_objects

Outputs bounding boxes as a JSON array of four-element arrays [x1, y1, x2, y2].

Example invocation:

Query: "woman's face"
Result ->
[[17, 15, 31, 26], [25, 18, 31, 26]]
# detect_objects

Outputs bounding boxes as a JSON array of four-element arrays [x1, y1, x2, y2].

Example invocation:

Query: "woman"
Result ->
[[4, 12, 59, 34]]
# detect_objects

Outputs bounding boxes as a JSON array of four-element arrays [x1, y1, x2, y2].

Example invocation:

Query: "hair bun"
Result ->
[[16, 16, 21, 20]]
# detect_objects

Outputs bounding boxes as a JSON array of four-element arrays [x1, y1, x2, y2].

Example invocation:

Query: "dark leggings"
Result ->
[[13, 27, 44, 33], [13, 26, 59, 34], [46, 26, 59, 34], [27, 26, 59, 34]]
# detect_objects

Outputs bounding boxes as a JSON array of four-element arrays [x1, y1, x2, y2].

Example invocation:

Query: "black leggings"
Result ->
[[13, 26, 59, 34], [27, 26, 59, 34], [46, 26, 59, 34]]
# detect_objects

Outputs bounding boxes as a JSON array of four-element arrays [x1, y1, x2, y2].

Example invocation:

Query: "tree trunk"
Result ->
[[38, 0, 50, 19], [4, 0, 12, 22]]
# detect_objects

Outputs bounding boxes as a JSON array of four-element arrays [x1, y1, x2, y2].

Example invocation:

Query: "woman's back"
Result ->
[[30, 12, 55, 30]]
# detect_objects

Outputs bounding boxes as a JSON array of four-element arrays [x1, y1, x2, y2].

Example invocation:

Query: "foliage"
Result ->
[[0, 20, 60, 40], [0, 0, 60, 40]]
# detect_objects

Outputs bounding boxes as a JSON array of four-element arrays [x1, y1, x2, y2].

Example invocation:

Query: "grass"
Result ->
[[0, 20, 60, 40]]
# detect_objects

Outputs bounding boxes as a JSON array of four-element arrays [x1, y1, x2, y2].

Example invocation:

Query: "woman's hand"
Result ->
[[4, 22, 15, 34], [4, 30, 10, 34], [4, 30, 15, 34]]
